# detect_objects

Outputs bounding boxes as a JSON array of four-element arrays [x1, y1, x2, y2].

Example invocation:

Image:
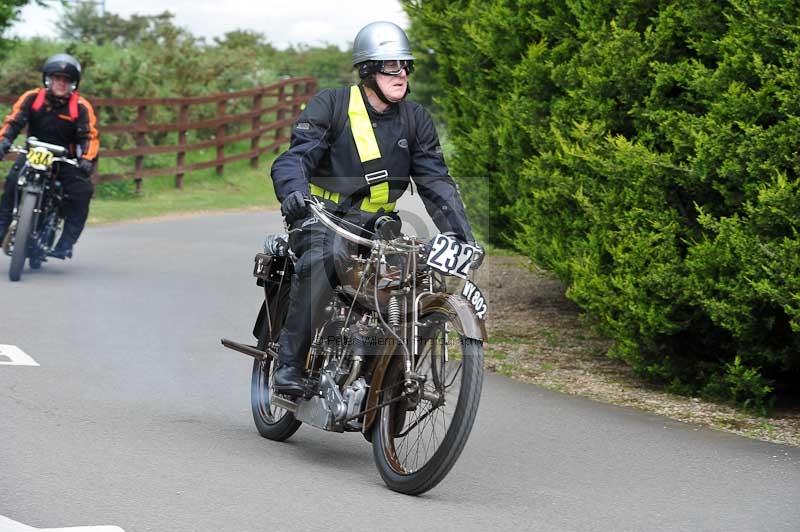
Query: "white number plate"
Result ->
[[426, 234, 477, 279]]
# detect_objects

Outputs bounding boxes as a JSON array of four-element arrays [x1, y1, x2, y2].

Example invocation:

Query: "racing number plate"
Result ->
[[426, 234, 478, 279], [26, 147, 54, 170]]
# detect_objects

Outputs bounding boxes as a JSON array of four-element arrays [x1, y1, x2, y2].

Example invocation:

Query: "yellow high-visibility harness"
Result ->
[[309, 85, 396, 213]]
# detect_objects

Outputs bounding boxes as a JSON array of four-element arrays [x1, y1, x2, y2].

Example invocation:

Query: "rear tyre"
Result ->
[[251, 284, 301, 441], [9, 192, 36, 282]]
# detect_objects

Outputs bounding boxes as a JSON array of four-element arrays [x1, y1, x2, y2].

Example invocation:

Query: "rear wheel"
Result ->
[[251, 284, 301, 441], [9, 192, 37, 282], [372, 312, 484, 495]]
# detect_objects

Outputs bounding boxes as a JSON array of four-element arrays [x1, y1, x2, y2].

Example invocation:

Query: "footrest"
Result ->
[[220, 338, 277, 359], [270, 394, 298, 413]]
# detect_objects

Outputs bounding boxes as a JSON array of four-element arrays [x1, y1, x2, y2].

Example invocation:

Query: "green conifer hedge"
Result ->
[[405, 0, 800, 407]]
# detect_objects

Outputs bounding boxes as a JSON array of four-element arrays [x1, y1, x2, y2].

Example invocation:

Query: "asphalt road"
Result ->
[[1, 204, 798, 532]]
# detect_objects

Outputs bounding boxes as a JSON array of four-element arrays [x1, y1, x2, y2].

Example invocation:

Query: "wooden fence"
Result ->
[[0, 77, 317, 191]]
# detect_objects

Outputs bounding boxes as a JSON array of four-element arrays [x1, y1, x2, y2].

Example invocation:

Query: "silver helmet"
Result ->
[[351, 21, 414, 66]]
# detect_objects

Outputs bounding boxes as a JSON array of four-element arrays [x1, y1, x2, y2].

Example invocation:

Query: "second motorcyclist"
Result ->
[[0, 53, 99, 259]]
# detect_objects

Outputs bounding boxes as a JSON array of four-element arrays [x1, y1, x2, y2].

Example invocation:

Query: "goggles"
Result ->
[[378, 59, 414, 76], [44, 74, 77, 92]]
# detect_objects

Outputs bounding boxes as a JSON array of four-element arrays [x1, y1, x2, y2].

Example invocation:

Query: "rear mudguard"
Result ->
[[362, 293, 487, 437], [252, 253, 293, 342], [253, 301, 268, 340]]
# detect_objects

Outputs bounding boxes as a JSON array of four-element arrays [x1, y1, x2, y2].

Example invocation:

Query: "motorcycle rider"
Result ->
[[270, 21, 479, 396], [0, 53, 99, 259]]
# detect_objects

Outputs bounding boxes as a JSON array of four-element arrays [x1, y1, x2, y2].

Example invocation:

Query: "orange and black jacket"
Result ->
[[0, 88, 99, 162]]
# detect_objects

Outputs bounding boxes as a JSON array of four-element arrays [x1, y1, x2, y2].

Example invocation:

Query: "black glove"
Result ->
[[0, 138, 11, 158], [77, 158, 94, 178], [280, 190, 308, 223]]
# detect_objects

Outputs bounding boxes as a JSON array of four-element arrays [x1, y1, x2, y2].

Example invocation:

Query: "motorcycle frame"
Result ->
[[274, 200, 487, 435], [9, 165, 64, 255], [5, 140, 71, 257]]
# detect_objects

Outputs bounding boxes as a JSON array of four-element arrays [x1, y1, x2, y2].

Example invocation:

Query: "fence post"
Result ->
[[273, 83, 287, 154], [216, 98, 227, 176], [306, 79, 317, 97], [291, 81, 302, 117], [251, 90, 263, 168], [175, 104, 189, 189], [134, 105, 147, 193]]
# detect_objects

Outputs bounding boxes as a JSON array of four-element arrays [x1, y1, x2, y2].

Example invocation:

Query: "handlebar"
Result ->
[[306, 198, 420, 252], [9, 138, 79, 167], [304, 198, 484, 270], [307, 199, 375, 247]]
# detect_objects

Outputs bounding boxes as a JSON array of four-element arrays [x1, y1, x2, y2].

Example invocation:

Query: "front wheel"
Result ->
[[9, 192, 37, 282], [372, 312, 484, 495]]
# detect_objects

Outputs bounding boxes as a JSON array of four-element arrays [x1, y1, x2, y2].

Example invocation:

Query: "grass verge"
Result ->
[[87, 148, 280, 225], [482, 251, 800, 447], [0, 141, 281, 226], [88, 163, 278, 225]]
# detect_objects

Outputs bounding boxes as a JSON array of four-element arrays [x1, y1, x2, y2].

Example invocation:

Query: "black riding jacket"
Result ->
[[271, 85, 474, 241], [0, 89, 100, 161]]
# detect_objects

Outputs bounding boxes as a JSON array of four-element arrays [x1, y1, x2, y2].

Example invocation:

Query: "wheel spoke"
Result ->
[[396, 403, 436, 438]]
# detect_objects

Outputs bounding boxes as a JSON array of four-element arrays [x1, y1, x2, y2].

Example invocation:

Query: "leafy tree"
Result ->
[[56, 4, 193, 47], [0, 0, 39, 51], [214, 29, 274, 51]]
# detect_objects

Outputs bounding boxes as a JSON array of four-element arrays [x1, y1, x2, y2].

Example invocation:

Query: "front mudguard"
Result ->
[[416, 292, 487, 342]]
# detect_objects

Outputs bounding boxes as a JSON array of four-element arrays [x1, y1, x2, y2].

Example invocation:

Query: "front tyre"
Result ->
[[9, 192, 36, 282], [372, 313, 484, 495]]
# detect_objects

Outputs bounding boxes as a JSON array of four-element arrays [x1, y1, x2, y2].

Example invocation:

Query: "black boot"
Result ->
[[272, 363, 306, 397], [49, 235, 74, 259], [0, 223, 7, 245]]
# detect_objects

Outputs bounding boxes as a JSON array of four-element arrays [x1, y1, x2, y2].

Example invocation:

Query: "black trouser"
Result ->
[[0, 155, 94, 244], [277, 206, 397, 369]]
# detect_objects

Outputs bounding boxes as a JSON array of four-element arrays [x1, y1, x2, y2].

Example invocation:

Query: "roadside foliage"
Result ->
[[0, 5, 355, 197], [404, 0, 800, 409]]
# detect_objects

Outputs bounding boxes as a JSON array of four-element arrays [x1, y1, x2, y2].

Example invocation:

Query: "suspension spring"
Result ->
[[388, 295, 401, 329]]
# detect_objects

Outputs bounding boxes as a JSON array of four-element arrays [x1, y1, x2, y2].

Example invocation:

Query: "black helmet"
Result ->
[[42, 53, 82, 91]]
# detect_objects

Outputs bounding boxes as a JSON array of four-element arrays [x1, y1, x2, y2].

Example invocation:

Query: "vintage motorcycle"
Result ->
[[2, 137, 77, 282], [222, 198, 488, 495]]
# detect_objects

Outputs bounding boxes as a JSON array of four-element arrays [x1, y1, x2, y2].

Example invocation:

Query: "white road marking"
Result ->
[[0, 345, 38, 366], [0, 515, 125, 531]]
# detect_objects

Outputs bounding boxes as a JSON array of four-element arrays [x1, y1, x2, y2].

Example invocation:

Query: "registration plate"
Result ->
[[462, 280, 488, 320]]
